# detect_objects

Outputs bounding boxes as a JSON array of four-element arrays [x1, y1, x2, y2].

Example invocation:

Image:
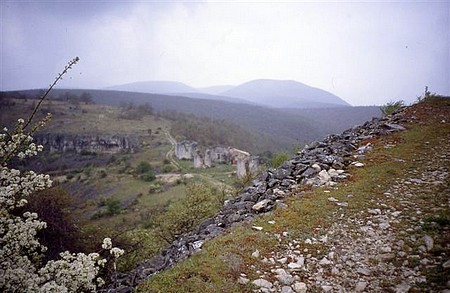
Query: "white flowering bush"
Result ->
[[0, 58, 123, 292]]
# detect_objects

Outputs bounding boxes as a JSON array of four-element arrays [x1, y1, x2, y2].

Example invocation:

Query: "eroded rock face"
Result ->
[[102, 108, 411, 292], [35, 133, 139, 154]]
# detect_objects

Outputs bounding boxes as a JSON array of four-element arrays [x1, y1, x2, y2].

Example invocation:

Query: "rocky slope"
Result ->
[[106, 96, 450, 292], [244, 132, 450, 292]]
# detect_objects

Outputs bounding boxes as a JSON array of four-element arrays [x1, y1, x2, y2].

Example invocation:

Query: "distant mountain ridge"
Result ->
[[107, 79, 350, 109], [221, 79, 350, 108]]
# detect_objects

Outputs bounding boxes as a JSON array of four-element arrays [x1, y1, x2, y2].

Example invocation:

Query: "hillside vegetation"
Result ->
[[2, 88, 382, 152], [139, 95, 450, 292], [0, 93, 256, 270]]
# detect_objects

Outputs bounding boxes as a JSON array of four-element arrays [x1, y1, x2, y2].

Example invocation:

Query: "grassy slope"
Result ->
[[139, 96, 450, 292]]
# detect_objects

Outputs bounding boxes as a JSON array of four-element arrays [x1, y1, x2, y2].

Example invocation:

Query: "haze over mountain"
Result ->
[[107, 81, 250, 105], [222, 79, 351, 108], [198, 85, 235, 95], [107, 80, 199, 94], [107, 79, 350, 109]]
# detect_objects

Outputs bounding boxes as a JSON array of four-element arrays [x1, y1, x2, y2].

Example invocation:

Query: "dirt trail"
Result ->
[[163, 130, 181, 170]]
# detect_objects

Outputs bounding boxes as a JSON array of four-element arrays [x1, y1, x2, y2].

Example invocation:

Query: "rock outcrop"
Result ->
[[35, 133, 139, 154], [104, 108, 412, 292]]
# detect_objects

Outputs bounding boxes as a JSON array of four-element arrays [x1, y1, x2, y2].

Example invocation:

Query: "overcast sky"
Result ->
[[1, 0, 449, 105]]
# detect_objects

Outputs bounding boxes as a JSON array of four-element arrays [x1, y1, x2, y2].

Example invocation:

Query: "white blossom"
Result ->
[[102, 237, 112, 250], [110, 247, 125, 258], [1, 119, 123, 292]]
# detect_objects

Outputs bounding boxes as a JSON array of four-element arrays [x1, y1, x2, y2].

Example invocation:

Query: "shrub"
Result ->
[[152, 183, 221, 244], [162, 164, 174, 173], [106, 198, 122, 215], [271, 152, 289, 168], [140, 170, 156, 182], [135, 161, 156, 181], [380, 100, 405, 116], [135, 161, 152, 174]]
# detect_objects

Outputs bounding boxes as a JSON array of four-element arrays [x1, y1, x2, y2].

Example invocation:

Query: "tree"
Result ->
[[0, 58, 123, 292], [80, 92, 94, 104], [135, 161, 156, 182]]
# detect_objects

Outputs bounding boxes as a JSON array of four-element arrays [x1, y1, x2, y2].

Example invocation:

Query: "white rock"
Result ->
[[312, 164, 321, 171], [252, 199, 272, 212], [380, 246, 392, 253], [304, 239, 312, 245], [281, 286, 295, 293], [252, 249, 260, 258], [394, 282, 411, 293], [319, 235, 328, 243], [357, 143, 372, 154], [292, 282, 307, 293], [252, 278, 273, 289], [352, 162, 365, 167], [192, 240, 204, 250], [442, 259, 450, 268], [296, 256, 305, 266], [319, 257, 332, 266], [288, 262, 303, 270], [278, 257, 288, 264], [277, 270, 294, 285], [355, 281, 367, 292], [318, 170, 331, 183], [273, 188, 286, 197], [360, 226, 372, 232], [368, 208, 381, 215], [252, 226, 264, 231], [327, 168, 339, 177], [238, 276, 250, 285], [357, 267, 371, 276], [328, 197, 339, 202], [423, 235, 434, 251], [322, 285, 333, 292], [379, 222, 391, 230], [391, 211, 401, 217]]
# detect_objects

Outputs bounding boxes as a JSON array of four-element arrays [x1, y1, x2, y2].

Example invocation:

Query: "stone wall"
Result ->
[[236, 155, 260, 179], [175, 141, 198, 160], [206, 146, 232, 165]]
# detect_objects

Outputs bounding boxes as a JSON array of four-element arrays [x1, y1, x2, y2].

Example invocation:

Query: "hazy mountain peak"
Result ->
[[222, 79, 350, 109]]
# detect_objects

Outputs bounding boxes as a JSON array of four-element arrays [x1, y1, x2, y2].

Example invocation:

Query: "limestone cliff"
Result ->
[[35, 133, 139, 154]]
